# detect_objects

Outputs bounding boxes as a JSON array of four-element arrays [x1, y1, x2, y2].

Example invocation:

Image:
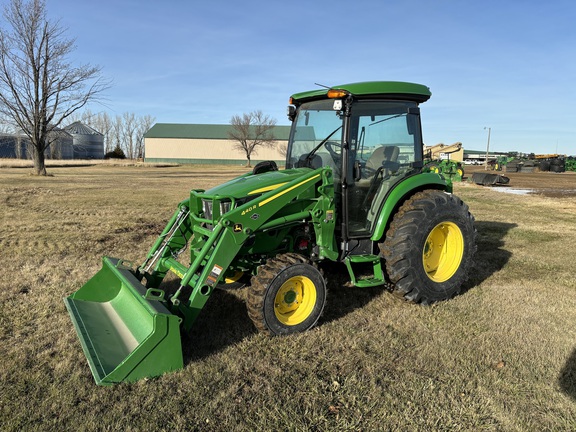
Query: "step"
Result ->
[[344, 254, 386, 288]]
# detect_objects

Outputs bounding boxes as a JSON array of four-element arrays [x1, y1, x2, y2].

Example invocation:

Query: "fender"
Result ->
[[370, 173, 449, 242]]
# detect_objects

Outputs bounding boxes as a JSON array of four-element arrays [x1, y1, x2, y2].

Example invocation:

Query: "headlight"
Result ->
[[202, 199, 213, 220], [220, 200, 232, 215], [202, 199, 233, 220]]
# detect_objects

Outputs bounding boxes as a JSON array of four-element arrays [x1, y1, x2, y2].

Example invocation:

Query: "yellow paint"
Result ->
[[248, 182, 287, 195], [259, 174, 320, 207], [224, 271, 244, 284], [273, 275, 317, 325], [170, 267, 185, 279], [422, 222, 464, 282]]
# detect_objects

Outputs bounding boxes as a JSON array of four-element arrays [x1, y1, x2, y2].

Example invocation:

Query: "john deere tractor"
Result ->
[[424, 142, 465, 182], [65, 81, 476, 385]]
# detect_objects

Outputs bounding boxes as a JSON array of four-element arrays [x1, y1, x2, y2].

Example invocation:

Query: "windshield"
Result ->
[[286, 100, 344, 178]]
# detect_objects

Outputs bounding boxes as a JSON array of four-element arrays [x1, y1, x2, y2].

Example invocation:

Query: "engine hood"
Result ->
[[205, 167, 316, 199]]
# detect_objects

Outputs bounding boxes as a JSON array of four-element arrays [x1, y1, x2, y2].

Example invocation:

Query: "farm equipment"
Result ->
[[506, 156, 568, 173], [489, 156, 512, 171], [537, 156, 567, 173], [424, 142, 465, 182], [65, 81, 477, 385], [470, 172, 510, 186]]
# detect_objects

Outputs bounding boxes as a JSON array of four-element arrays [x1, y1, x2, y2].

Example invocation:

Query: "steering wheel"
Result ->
[[324, 141, 342, 162]]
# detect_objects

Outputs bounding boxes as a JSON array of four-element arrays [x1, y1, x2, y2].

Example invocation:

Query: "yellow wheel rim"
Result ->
[[423, 222, 464, 282], [274, 276, 317, 326], [224, 271, 244, 284]]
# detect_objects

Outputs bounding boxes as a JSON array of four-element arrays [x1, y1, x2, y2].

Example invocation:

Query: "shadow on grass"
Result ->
[[168, 265, 383, 366], [165, 263, 384, 366], [559, 348, 576, 400], [172, 220, 516, 365], [321, 221, 518, 322], [171, 284, 257, 365], [462, 220, 517, 292], [320, 261, 386, 325]]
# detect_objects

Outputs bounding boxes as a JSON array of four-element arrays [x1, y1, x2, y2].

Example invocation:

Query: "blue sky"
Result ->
[[45, 0, 575, 155]]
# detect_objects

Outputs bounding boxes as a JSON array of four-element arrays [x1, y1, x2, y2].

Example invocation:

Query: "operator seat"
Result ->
[[357, 145, 400, 187]]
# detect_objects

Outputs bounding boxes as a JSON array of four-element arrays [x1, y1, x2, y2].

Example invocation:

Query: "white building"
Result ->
[[144, 123, 289, 165]]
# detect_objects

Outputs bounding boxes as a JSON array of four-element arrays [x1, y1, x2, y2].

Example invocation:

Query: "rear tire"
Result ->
[[380, 190, 476, 304], [247, 253, 327, 335], [456, 163, 464, 178]]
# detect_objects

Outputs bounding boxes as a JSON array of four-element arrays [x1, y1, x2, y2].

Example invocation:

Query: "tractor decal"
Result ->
[[248, 182, 288, 195], [258, 174, 320, 207]]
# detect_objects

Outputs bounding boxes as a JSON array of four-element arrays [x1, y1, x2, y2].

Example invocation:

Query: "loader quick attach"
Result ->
[[65, 81, 477, 384]]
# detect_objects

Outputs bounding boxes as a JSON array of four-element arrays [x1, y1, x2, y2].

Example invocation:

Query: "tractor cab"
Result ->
[[286, 82, 432, 239]]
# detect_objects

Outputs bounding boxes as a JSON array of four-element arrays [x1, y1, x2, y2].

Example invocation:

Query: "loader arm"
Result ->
[[151, 166, 336, 331], [65, 167, 335, 384]]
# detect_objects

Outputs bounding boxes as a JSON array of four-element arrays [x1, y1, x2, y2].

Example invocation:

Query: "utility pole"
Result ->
[[484, 127, 491, 170]]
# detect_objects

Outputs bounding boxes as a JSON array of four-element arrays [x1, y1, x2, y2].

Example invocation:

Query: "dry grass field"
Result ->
[[1, 163, 576, 431]]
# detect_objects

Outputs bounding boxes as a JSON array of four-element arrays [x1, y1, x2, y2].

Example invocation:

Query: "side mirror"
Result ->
[[287, 106, 296, 121]]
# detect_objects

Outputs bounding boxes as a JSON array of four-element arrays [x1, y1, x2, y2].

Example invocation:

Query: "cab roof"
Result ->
[[290, 81, 431, 105]]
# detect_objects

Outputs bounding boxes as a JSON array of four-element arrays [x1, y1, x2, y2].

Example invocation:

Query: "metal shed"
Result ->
[[0, 130, 73, 159]]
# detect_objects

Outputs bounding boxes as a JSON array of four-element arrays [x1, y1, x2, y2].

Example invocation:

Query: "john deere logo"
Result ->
[[233, 223, 243, 233]]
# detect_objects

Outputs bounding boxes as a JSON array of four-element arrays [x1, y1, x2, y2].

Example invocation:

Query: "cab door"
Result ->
[[344, 101, 423, 238]]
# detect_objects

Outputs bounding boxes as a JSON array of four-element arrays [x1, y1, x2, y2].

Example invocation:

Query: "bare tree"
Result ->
[[229, 110, 277, 167], [93, 112, 113, 153], [135, 114, 155, 159], [0, 0, 109, 175], [277, 142, 288, 158], [65, 108, 94, 127], [62, 110, 154, 159], [111, 114, 123, 156], [121, 112, 137, 159], [0, 118, 12, 133]]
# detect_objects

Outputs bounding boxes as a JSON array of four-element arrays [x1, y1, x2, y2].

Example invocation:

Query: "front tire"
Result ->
[[380, 190, 476, 304], [247, 253, 327, 335], [217, 270, 249, 290]]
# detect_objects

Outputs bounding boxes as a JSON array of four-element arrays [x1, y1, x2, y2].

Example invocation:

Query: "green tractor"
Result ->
[[426, 159, 465, 182], [424, 142, 465, 182], [65, 81, 476, 385]]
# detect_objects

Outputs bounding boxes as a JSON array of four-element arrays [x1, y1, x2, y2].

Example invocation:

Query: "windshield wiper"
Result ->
[[302, 125, 342, 166], [369, 113, 405, 126]]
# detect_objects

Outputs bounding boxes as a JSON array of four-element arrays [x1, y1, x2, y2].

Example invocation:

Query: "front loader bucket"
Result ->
[[64, 257, 183, 385]]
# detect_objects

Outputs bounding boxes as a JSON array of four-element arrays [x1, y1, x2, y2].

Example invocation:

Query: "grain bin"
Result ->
[[48, 129, 73, 159], [0, 134, 18, 158], [65, 122, 104, 159]]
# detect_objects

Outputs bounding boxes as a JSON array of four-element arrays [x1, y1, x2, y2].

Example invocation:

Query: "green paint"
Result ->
[[65, 81, 464, 385], [291, 81, 431, 105]]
